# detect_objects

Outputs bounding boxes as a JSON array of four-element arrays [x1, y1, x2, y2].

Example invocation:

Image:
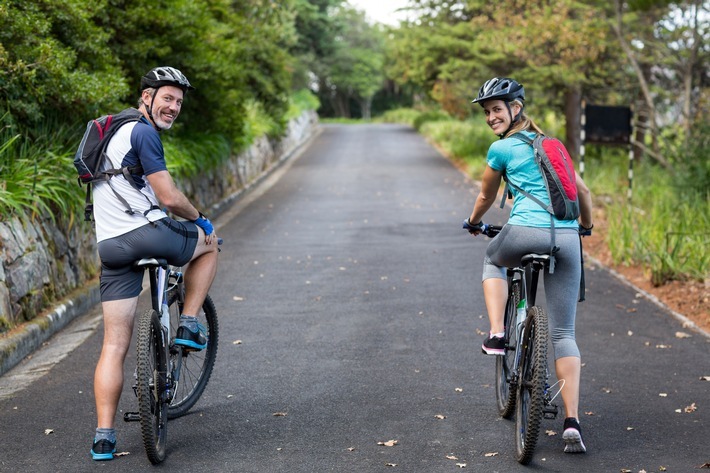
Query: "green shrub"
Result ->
[[412, 110, 451, 131], [287, 89, 320, 120], [378, 108, 422, 126]]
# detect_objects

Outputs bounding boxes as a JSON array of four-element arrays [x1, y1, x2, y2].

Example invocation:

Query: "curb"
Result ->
[[0, 285, 100, 376], [0, 122, 320, 378]]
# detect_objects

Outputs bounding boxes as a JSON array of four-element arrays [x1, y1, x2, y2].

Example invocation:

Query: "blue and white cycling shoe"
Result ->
[[174, 322, 208, 351]]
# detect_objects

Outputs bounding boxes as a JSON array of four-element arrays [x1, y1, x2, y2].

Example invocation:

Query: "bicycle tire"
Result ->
[[514, 305, 548, 465], [166, 293, 219, 419], [495, 279, 521, 419], [136, 308, 168, 464]]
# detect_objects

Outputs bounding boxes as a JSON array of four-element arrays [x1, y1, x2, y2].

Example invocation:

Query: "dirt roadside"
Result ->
[[581, 208, 709, 335]]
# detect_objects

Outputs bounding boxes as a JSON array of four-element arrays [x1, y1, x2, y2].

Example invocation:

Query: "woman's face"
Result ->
[[482, 100, 520, 135]]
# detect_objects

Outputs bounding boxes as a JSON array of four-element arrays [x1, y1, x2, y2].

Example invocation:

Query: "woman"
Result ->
[[464, 77, 593, 454]]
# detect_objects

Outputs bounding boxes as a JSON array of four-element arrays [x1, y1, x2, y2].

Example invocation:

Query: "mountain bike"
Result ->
[[123, 244, 220, 464], [465, 222, 560, 464]]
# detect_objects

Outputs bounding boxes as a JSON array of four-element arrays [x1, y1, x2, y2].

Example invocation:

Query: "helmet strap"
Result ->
[[145, 88, 165, 132], [499, 102, 523, 138]]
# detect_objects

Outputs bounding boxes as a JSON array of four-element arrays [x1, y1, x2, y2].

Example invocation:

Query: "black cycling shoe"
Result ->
[[563, 417, 587, 453], [174, 323, 207, 351], [481, 334, 505, 355], [91, 438, 116, 461]]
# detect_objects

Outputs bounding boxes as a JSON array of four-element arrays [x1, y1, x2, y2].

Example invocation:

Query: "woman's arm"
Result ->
[[576, 171, 593, 229], [468, 165, 503, 224]]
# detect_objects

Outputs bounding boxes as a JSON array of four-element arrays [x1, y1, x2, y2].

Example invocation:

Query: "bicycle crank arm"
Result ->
[[123, 411, 141, 422]]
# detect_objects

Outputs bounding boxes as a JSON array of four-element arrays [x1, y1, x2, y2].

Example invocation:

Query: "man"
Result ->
[[90, 67, 219, 460]]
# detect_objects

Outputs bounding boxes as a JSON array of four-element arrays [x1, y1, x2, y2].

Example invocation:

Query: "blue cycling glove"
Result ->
[[193, 213, 214, 236], [463, 218, 484, 234]]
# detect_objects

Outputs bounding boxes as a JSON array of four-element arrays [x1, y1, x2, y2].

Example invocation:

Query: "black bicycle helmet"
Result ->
[[141, 66, 194, 92], [471, 77, 524, 105]]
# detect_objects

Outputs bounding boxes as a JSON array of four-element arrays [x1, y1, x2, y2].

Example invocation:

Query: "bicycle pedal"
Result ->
[[543, 403, 559, 419], [123, 412, 141, 422]]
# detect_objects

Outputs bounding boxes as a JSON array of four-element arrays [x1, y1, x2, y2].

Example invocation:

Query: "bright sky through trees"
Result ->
[[347, 0, 410, 24]]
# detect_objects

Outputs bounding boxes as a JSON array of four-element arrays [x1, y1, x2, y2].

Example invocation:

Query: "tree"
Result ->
[[324, 5, 385, 119], [0, 0, 128, 129]]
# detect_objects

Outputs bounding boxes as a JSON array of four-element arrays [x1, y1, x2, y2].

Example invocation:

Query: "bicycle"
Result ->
[[123, 243, 220, 464], [464, 221, 560, 465]]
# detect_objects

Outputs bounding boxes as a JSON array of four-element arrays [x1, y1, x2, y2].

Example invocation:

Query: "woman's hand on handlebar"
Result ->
[[463, 218, 485, 235]]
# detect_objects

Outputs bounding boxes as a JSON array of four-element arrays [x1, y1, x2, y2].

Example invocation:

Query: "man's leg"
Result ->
[[181, 231, 219, 317], [94, 297, 138, 429]]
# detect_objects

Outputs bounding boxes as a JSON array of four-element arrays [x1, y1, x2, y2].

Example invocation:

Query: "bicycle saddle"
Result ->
[[132, 258, 168, 269], [521, 253, 552, 266]]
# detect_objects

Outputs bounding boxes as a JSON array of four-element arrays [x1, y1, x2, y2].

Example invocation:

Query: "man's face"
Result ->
[[143, 85, 184, 130]]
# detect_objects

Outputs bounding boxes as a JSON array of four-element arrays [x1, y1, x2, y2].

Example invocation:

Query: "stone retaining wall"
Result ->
[[0, 110, 318, 332]]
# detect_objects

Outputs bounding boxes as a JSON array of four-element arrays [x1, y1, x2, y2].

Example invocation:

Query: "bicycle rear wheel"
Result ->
[[136, 308, 168, 464], [514, 305, 548, 465], [166, 293, 219, 419], [495, 279, 521, 419]]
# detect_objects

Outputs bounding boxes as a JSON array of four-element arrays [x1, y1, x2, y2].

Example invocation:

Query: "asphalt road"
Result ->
[[0, 124, 708, 473]]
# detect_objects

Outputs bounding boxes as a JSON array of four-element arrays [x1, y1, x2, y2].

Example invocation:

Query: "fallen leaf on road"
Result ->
[[546, 430, 557, 436], [484, 452, 498, 457], [659, 467, 667, 471], [675, 331, 692, 339], [684, 403, 697, 413], [378, 440, 399, 447], [44, 429, 54, 435]]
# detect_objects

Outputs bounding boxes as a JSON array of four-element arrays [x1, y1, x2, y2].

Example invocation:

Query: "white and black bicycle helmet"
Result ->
[[141, 66, 194, 92], [471, 77, 524, 105]]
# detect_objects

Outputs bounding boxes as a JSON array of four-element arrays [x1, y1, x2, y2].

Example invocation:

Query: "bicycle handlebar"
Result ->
[[462, 219, 501, 238]]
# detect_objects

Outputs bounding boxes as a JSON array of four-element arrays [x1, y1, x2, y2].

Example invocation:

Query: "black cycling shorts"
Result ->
[[98, 218, 199, 302]]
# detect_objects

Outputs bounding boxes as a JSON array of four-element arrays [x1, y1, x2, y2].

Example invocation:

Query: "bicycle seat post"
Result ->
[[521, 254, 551, 307]]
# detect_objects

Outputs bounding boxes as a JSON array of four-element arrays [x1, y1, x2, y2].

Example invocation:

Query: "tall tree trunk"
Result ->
[[564, 86, 582, 162], [359, 96, 373, 120], [611, 0, 669, 168]]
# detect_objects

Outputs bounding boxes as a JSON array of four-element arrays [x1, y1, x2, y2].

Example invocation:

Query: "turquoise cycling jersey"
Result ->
[[487, 131, 577, 229]]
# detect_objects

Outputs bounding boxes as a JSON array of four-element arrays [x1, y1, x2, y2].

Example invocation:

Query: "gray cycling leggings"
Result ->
[[482, 224, 582, 360]]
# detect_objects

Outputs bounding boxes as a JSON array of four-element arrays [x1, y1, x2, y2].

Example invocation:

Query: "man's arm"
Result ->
[[145, 170, 200, 221]]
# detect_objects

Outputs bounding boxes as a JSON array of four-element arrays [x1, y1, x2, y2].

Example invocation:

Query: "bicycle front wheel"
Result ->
[[167, 293, 219, 419], [514, 305, 548, 465], [136, 308, 168, 464], [496, 279, 521, 419]]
